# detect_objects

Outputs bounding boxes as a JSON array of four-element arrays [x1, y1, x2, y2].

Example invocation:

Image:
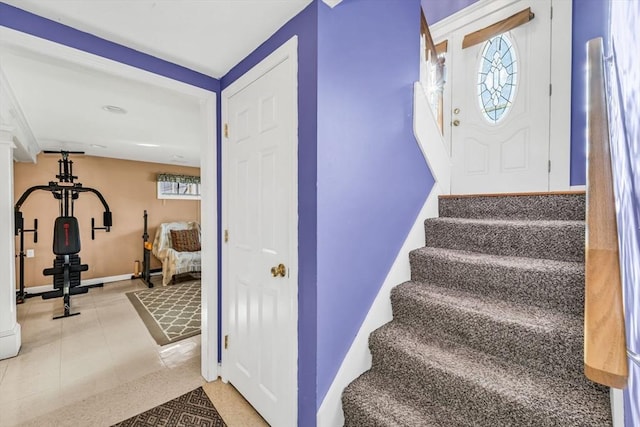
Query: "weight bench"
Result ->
[[42, 217, 91, 319]]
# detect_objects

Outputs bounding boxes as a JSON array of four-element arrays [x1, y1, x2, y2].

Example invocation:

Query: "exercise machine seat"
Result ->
[[42, 216, 89, 308]]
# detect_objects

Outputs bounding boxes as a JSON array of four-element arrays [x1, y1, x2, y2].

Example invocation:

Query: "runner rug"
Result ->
[[126, 279, 201, 345], [112, 387, 226, 427]]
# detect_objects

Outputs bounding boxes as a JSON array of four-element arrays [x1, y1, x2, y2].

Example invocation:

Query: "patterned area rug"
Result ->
[[112, 387, 226, 427], [127, 280, 201, 345]]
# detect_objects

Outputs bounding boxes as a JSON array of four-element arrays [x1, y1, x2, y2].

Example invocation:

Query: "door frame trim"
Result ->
[[220, 35, 299, 425], [430, 0, 572, 191], [0, 26, 219, 381]]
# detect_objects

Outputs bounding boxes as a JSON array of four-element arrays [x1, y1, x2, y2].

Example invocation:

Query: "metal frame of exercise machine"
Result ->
[[14, 151, 113, 318], [15, 218, 38, 304], [131, 210, 159, 288]]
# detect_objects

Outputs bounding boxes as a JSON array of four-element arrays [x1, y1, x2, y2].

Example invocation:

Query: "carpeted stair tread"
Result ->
[[370, 322, 611, 426], [438, 193, 585, 221], [391, 280, 584, 383], [424, 217, 584, 262], [341, 193, 608, 425], [410, 247, 584, 315], [342, 370, 471, 427]]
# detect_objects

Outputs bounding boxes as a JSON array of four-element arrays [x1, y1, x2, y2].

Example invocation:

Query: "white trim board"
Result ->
[[0, 67, 38, 162], [321, 0, 343, 8], [199, 91, 218, 382], [0, 25, 219, 381], [611, 387, 625, 427], [429, 0, 573, 191]]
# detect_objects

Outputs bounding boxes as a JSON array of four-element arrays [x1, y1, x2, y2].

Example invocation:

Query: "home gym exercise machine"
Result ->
[[14, 151, 113, 318]]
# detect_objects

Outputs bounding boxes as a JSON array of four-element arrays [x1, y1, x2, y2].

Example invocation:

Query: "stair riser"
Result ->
[[424, 219, 585, 263], [410, 251, 584, 316], [369, 334, 610, 426], [390, 288, 584, 384], [438, 194, 585, 221]]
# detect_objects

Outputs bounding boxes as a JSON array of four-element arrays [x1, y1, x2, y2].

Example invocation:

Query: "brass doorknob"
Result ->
[[271, 263, 286, 277], [453, 119, 461, 126]]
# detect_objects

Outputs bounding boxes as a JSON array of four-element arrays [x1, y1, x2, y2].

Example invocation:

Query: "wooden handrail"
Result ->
[[584, 37, 628, 389], [420, 9, 438, 62]]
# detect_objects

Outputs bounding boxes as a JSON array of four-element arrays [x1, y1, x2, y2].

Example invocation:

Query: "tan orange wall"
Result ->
[[13, 154, 200, 287]]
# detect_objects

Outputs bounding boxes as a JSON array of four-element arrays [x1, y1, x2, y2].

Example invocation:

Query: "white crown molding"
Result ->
[[322, 0, 343, 8], [0, 67, 39, 162]]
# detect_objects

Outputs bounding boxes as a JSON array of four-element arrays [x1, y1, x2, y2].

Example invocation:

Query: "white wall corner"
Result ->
[[199, 93, 218, 382], [0, 137, 20, 361], [548, 0, 572, 191], [317, 81, 451, 427], [413, 82, 451, 193], [0, 68, 39, 163], [321, 0, 343, 8]]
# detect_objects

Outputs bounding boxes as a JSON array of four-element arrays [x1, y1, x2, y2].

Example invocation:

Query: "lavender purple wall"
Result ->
[[316, 0, 433, 405], [220, 3, 318, 425], [421, 0, 480, 25], [608, 1, 640, 424], [571, 0, 610, 186], [0, 3, 219, 92]]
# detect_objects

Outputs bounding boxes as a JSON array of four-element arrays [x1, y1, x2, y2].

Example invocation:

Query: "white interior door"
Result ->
[[222, 38, 298, 427], [449, 0, 552, 194]]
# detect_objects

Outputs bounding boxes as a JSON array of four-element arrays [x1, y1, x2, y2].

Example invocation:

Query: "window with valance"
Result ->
[[157, 173, 201, 199]]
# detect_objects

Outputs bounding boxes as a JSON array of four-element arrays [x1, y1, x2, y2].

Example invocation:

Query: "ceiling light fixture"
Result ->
[[90, 144, 107, 149], [102, 105, 127, 114], [136, 143, 159, 148]]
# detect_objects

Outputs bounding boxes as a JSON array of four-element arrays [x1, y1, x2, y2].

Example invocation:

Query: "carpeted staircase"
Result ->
[[342, 193, 612, 426]]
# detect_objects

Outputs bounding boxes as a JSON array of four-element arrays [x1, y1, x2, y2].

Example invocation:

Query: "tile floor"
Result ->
[[0, 279, 265, 427]]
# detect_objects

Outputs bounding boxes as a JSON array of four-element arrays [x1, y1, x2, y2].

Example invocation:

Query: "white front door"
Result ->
[[222, 37, 298, 427], [449, 0, 552, 194]]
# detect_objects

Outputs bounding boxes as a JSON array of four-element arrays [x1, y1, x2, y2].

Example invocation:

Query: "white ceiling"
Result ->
[[2, 0, 313, 78], [1, 47, 205, 166], [0, 0, 314, 167]]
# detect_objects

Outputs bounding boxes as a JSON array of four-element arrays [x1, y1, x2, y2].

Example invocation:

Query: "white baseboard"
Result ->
[[0, 322, 21, 360], [19, 274, 135, 295], [570, 185, 586, 191]]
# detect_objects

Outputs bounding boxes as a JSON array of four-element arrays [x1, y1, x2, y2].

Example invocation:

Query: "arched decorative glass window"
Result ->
[[477, 33, 518, 123]]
